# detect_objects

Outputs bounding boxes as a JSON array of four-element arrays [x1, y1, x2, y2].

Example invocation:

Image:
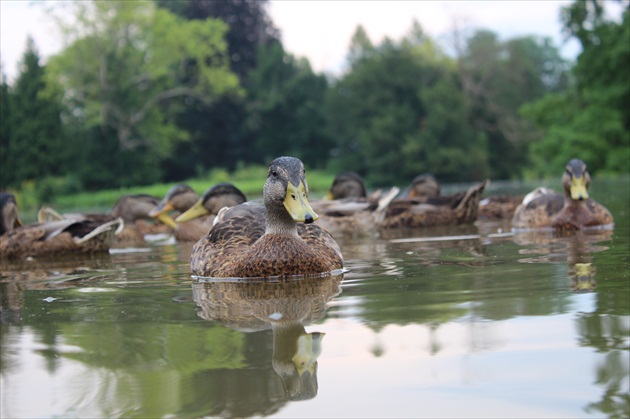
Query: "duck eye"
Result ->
[[271, 170, 278, 177]]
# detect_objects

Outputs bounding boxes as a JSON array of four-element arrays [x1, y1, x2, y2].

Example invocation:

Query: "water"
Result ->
[[1, 178, 628, 418]]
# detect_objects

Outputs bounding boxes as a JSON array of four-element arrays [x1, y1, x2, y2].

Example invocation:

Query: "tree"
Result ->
[[325, 24, 489, 186], [1, 37, 66, 188], [521, 1, 629, 176], [45, 1, 240, 165], [0, 72, 11, 188], [457, 30, 569, 179], [155, 0, 280, 180], [245, 41, 332, 168], [156, 0, 279, 81]]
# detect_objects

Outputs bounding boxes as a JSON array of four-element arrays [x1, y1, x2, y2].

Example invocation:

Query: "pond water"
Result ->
[[1, 178, 628, 418]]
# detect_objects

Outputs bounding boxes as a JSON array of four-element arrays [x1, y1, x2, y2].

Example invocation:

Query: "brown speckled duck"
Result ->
[[190, 156, 343, 278], [325, 172, 367, 200], [312, 172, 399, 237], [1, 192, 122, 259], [151, 183, 247, 242], [380, 178, 490, 229], [511, 159, 613, 230], [38, 194, 172, 243], [406, 173, 521, 220]]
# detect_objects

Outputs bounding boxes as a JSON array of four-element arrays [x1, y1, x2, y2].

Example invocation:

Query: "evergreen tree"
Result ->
[[245, 41, 332, 168], [4, 37, 65, 188], [155, 0, 280, 179], [0, 72, 12, 188]]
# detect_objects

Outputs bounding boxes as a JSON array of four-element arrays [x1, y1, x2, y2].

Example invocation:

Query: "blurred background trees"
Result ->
[[1, 0, 628, 193]]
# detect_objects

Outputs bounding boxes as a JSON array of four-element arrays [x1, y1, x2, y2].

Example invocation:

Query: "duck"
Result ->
[[151, 183, 247, 242], [405, 173, 521, 220], [380, 178, 490, 229], [311, 172, 399, 237], [38, 194, 173, 243], [511, 158, 613, 230], [406, 173, 441, 200], [190, 156, 344, 278], [478, 194, 524, 220], [325, 171, 367, 200], [1, 192, 123, 260]]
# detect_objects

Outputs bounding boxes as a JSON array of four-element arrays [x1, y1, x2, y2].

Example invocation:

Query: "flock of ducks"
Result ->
[[0, 157, 614, 278]]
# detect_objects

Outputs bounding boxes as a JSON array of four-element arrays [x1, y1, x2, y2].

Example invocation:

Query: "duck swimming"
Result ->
[[312, 172, 399, 237], [151, 183, 247, 242], [512, 159, 613, 230], [38, 194, 174, 243], [190, 156, 343, 278], [405, 173, 521, 220], [380, 178, 489, 229], [325, 172, 367, 200], [1, 192, 122, 259]]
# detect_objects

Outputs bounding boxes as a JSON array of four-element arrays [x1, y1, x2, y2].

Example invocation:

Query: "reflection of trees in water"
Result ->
[[576, 307, 629, 417]]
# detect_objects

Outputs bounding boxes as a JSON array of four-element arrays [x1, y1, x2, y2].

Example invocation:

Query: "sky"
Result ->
[[0, 0, 606, 83]]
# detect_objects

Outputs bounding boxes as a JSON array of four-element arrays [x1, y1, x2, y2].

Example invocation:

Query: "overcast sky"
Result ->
[[1, 0, 617, 83]]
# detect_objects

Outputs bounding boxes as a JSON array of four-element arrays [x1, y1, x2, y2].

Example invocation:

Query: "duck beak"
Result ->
[[570, 176, 589, 200], [155, 213, 177, 228], [325, 191, 334, 200], [148, 201, 174, 218], [176, 199, 209, 222], [284, 181, 319, 223]]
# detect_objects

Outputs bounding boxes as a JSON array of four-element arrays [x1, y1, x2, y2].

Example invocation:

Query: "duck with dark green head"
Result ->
[[190, 156, 343, 278]]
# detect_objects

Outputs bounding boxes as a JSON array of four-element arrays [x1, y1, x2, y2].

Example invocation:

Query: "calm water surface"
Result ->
[[1, 178, 628, 418]]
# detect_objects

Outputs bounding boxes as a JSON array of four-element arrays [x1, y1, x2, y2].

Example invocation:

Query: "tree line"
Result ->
[[1, 0, 627, 196]]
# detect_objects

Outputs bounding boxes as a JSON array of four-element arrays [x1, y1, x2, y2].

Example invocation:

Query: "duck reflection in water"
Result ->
[[512, 229, 612, 292], [191, 274, 342, 402]]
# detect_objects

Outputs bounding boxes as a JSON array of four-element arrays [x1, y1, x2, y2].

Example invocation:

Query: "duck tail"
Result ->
[[376, 187, 400, 213], [455, 179, 490, 224], [72, 217, 124, 244], [38, 206, 64, 223]]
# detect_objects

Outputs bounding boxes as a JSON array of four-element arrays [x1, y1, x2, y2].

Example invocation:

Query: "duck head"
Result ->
[[563, 159, 590, 201], [264, 157, 318, 225]]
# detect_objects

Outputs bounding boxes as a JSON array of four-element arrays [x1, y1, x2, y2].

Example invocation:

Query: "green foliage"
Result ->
[[326, 25, 489, 186], [156, 0, 279, 81], [459, 30, 569, 179], [4, 0, 626, 195], [522, 3, 630, 177], [45, 0, 240, 161], [1, 38, 66, 189], [245, 41, 332, 168]]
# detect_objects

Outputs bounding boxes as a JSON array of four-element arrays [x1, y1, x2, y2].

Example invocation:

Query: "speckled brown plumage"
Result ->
[[38, 194, 172, 244], [0, 193, 122, 260], [190, 157, 343, 278], [478, 194, 524, 220], [380, 179, 489, 229], [512, 159, 614, 230]]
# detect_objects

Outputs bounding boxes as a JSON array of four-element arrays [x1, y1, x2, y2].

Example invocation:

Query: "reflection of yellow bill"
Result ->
[[292, 333, 324, 376], [570, 176, 589, 200], [284, 181, 318, 223], [176, 199, 208, 222]]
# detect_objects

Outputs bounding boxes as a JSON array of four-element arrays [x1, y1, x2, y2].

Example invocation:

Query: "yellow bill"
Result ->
[[176, 199, 209, 223], [570, 176, 589, 200], [284, 181, 318, 223]]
